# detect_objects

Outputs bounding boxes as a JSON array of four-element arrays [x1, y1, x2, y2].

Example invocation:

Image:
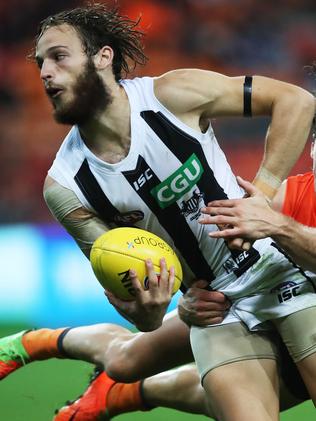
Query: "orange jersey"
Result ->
[[282, 172, 316, 227]]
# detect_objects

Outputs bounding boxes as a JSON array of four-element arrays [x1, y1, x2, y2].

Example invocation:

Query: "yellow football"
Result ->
[[90, 227, 182, 300]]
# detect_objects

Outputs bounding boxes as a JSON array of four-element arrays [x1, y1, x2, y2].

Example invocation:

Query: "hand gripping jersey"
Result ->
[[48, 77, 315, 329], [283, 172, 316, 226]]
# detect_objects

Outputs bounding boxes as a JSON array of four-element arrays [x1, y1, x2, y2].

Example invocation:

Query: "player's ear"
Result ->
[[94, 46, 113, 70]]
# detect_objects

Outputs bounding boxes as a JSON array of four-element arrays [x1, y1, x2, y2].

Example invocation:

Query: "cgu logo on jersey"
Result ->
[[150, 154, 204, 209], [270, 281, 301, 304]]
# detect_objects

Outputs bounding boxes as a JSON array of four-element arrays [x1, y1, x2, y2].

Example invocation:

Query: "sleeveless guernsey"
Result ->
[[48, 76, 315, 329]]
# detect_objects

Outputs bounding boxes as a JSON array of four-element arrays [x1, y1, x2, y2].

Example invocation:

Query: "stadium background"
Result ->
[[0, 0, 315, 419]]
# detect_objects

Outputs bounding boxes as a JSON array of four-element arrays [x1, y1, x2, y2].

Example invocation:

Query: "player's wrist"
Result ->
[[269, 212, 292, 239], [253, 168, 282, 200], [135, 318, 163, 332]]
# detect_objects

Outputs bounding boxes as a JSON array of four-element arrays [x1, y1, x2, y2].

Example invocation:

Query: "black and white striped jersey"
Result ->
[[48, 76, 282, 296]]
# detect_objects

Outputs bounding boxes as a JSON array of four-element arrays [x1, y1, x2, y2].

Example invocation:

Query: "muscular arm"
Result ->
[[200, 177, 316, 272], [268, 213, 316, 272], [155, 69, 315, 198]]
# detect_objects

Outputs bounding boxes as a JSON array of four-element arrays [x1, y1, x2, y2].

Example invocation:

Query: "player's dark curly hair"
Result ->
[[32, 3, 148, 82]]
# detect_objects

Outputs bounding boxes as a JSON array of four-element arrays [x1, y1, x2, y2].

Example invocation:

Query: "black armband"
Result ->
[[243, 76, 253, 117]]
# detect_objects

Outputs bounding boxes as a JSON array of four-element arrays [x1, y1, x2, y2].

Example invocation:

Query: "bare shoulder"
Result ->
[[153, 68, 231, 114], [271, 180, 287, 212], [154, 68, 228, 90]]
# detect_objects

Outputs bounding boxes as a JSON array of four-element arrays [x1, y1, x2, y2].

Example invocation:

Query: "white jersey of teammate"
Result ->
[[48, 76, 316, 329]]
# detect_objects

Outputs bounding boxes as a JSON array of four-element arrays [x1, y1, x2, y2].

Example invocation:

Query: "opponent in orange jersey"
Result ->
[[282, 172, 316, 227], [200, 150, 316, 273]]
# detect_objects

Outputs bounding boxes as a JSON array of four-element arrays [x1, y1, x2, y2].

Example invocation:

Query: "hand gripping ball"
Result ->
[[90, 227, 182, 300]]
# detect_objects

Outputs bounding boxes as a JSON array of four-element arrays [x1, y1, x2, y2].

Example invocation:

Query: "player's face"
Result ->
[[35, 24, 112, 125]]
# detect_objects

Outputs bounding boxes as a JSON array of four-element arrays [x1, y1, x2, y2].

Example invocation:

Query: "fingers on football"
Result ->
[[105, 289, 126, 309], [145, 258, 175, 295], [129, 268, 144, 295], [159, 258, 175, 295], [167, 264, 175, 295], [144, 258, 159, 291]]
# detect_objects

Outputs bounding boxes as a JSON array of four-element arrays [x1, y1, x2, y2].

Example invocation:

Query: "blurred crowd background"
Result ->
[[1, 0, 316, 223]]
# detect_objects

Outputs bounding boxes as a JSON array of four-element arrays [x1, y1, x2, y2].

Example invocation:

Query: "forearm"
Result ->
[[253, 88, 315, 198], [271, 213, 316, 272]]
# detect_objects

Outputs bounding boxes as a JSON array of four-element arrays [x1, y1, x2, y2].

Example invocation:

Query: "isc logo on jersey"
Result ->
[[151, 154, 204, 209], [271, 281, 301, 304], [133, 168, 153, 191]]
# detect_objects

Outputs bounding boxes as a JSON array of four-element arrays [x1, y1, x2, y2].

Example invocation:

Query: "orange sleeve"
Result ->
[[282, 175, 299, 217], [282, 172, 315, 225]]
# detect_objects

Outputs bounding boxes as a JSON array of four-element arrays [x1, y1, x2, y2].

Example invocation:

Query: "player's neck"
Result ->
[[79, 84, 131, 164]]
